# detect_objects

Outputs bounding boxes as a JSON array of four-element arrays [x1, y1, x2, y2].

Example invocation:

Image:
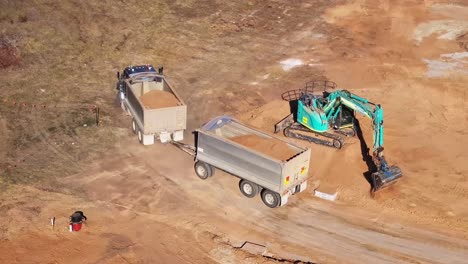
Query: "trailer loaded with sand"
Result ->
[[117, 65, 186, 145], [192, 116, 311, 208]]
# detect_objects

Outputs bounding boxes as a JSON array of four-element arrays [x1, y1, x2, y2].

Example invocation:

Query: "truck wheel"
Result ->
[[137, 130, 143, 144], [131, 119, 137, 134], [239, 180, 259, 198], [194, 161, 213, 180], [261, 189, 281, 208]]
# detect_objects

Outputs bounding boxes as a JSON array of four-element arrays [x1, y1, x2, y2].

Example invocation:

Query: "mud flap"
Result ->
[[280, 193, 290, 206], [142, 134, 155, 145], [293, 181, 308, 194], [298, 180, 307, 193], [172, 130, 184, 141], [159, 132, 171, 143]]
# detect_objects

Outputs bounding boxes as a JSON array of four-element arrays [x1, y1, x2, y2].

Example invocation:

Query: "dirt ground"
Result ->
[[0, 0, 467, 263]]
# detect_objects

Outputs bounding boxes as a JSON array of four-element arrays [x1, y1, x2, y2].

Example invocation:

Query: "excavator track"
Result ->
[[284, 123, 345, 149], [333, 126, 356, 137]]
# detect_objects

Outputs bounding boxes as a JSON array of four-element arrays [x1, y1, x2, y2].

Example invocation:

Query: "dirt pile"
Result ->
[[236, 100, 363, 189], [229, 134, 297, 161], [140, 90, 179, 109]]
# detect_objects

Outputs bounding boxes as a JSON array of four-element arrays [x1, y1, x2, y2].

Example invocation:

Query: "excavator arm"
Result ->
[[326, 90, 402, 192]]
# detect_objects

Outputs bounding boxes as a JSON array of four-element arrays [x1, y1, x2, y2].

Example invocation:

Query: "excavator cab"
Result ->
[[330, 106, 355, 130], [299, 93, 325, 110], [299, 93, 314, 108]]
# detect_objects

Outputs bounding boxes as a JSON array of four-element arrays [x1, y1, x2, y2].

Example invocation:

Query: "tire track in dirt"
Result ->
[[68, 140, 468, 264]]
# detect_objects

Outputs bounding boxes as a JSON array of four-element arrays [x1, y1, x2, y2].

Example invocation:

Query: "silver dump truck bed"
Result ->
[[119, 71, 187, 145], [194, 116, 311, 207]]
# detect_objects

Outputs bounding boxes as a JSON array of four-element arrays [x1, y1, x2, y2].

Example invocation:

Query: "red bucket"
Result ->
[[71, 223, 82, 232]]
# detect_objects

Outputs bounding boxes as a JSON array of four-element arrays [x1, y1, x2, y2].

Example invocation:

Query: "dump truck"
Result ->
[[116, 65, 187, 145], [191, 116, 311, 208]]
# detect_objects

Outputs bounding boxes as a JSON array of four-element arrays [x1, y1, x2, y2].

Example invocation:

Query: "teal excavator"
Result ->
[[275, 81, 402, 192]]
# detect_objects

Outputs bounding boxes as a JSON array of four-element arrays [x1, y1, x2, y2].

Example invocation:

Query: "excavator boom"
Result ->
[[327, 90, 402, 192]]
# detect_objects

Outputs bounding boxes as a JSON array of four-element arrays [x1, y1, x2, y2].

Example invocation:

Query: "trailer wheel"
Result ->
[[194, 161, 213, 180], [239, 180, 259, 198], [261, 189, 281, 208], [131, 119, 137, 134]]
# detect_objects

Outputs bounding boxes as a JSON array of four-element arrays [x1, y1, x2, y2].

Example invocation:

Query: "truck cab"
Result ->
[[121, 65, 162, 79], [117, 65, 163, 102]]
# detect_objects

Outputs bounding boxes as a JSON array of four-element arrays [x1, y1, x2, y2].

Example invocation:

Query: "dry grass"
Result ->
[[0, 0, 329, 190], [0, 0, 160, 189]]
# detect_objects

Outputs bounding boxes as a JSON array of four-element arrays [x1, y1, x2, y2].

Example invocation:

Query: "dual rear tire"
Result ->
[[239, 180, 259, 198], [132, 119, 144, 144], [132, 119, 154, 145], [194, 161, 214, 180], [260, 189, 281, 208], [132, 119, 137, 134], [194, 161, 281, 208], [240, 179, 280, 208]]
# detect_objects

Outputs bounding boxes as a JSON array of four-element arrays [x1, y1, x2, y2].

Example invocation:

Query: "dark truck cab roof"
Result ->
[[122, 65, 162, 79]]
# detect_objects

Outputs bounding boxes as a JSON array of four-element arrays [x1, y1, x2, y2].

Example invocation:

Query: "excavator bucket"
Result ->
[[371, 165, 402, 192]]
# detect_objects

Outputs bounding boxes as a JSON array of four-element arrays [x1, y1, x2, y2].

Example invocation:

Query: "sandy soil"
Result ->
[[230, 134, 297, 161], [1, 0, 468, 263], [0, 186, 226, 264], [140, 90, 179, 109]]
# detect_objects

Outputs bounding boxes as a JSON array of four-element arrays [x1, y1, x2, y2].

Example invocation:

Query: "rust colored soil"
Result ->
[[230, 134, 297, 161], [140, 90, 179, 109]]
